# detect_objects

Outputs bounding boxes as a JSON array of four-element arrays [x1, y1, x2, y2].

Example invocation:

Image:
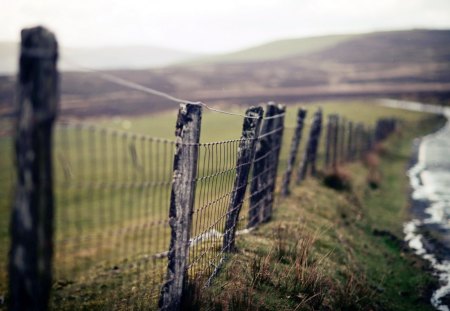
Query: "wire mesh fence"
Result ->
[[51, 121, 174, 309], [188, 139, 242, 282], [2, 104, 399, 310], [4, 26, 401, 311]]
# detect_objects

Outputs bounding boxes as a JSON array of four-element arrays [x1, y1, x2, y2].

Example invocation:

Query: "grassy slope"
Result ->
[[190, 105, 445, 310], [185, 34, 356, 64], [0, 101, 444, 310]]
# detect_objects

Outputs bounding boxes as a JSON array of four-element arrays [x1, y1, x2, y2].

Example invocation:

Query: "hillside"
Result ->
[[0, 29, 449, 118], [307, 29, 450, 64], [186, 34, 356, 64]]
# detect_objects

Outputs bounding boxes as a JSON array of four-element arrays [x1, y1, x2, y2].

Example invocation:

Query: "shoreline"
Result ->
[[382, 99, 450, 310]]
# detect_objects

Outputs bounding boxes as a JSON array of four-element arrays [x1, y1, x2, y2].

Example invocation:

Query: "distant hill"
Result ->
[[305, 29, 450, 64], [186, 34, 356, 64], [1, 29, 449, 118], [186, 29, 450, 65], [0, 43, 201, 74]]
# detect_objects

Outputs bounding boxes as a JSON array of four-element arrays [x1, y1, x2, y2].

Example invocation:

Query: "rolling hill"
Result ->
[[1, 29, 449, 118], [185, 34, 357, 64]]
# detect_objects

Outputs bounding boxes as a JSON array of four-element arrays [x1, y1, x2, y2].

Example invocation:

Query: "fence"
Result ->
[[4, 26, 399, 310]]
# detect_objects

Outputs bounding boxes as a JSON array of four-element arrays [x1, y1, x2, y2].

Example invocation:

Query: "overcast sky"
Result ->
[[1, 0, 450, 53]]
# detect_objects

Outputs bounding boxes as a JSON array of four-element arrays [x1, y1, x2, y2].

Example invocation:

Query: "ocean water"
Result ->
[[381, 99, 450, 310]]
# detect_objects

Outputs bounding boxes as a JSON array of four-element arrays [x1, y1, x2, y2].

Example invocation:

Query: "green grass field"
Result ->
[[0, 99, 435, 309]]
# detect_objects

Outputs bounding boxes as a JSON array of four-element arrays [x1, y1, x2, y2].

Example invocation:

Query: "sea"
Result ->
[[381, 99, 450, 311]]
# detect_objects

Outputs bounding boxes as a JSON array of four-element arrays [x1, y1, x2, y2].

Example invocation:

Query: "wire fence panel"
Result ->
[[188, 139, 241, 283], [2, 101, 394, 310], [51, 121, 174, 310]]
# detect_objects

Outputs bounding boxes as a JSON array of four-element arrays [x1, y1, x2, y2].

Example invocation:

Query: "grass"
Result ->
[[185, 110, 445, 310], [0, 99, 442, 309]]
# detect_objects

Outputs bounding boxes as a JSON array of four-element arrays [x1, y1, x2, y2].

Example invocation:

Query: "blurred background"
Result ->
[[0, 0, 449, 118]]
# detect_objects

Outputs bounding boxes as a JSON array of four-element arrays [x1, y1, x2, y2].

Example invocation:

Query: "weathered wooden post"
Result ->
[[248, 104, 276, 228], [281, 108, 307, 196], [357, 123, 365, 160], [339, 118, 346, 164], [308, 108, 323, 176], [296, 108, 322, 183], [223, 107, 263, 252], [366, 126, 373, 152], [9, 26, 58, 311], [263, 104, 285, 222], [347, 121, 353, 162], [324, 114, 333, 170], [332, 115, 339, 170], [159, 103, 202, 311]]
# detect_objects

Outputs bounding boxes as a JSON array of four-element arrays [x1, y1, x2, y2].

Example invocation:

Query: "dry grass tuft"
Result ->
[[183, 225, 377, 310]]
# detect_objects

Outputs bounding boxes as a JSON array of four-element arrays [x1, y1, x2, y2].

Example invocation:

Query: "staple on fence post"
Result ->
[[9, 26, 58, 311], [159, 103, 202, 311], [264, 103, 286, 222], [281, 108, 307, 197], [223, 106, 263, 253], [248, 104, 276, 228], [296, 108, 322, 184]]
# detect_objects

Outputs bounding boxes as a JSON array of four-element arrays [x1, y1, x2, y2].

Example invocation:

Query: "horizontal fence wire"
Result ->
[[51, 120, 175, 309]]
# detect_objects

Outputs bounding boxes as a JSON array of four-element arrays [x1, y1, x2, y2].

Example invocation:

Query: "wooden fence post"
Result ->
[[347, 121, 353, 162], [308, 108, 323, 177], [296, 108, 322, 183], [263, 104, 286, 222], [332, 115, 339, 170], [9, 26, 58, 311], [281, 108, 307, 196], [159, 103, 202, 311], [357, 123, 365, 160], [223, 107, 263, 252], [325, 114, 333, 170], [339, 118, 346, 164], [248, 104, 276, 228]]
